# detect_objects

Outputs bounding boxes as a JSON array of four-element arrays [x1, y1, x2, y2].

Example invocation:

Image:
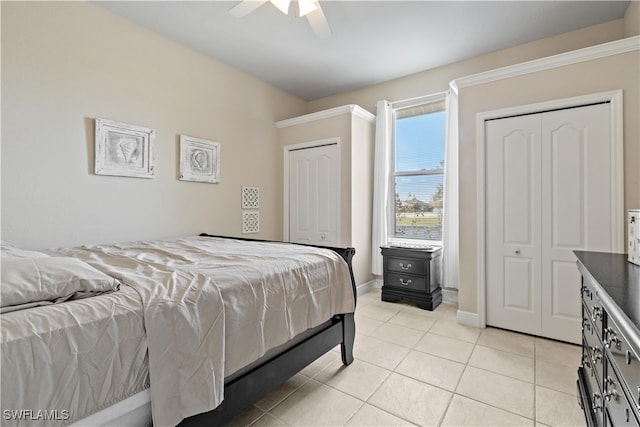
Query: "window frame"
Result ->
[[388, 94, 447, 246]]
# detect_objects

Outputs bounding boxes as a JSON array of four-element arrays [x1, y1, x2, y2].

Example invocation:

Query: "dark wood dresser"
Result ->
[[380, 246, 442, 310], [575, 251, 640, 427]]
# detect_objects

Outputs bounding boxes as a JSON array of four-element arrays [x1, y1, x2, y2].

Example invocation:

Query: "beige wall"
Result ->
[[350, 114, 375, 286], [1, 1, 306, 250], [625, 0, 640, 37]]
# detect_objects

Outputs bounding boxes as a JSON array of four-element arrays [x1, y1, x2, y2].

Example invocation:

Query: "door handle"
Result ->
[[515, 249, 520, 255]]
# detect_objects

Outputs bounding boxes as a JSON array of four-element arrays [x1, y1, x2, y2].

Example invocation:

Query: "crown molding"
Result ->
[[276, 104, 375, 128], [451, 35, 640, 91]]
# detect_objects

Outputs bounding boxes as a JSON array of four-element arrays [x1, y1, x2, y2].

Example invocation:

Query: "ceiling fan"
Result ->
[[229, 0, 332, 39]]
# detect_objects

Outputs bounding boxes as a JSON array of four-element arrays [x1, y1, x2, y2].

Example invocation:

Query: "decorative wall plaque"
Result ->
[[179, 135, 220, 183], [242, 211, 260, 234], [242, 186, 260, 209], [95, 118, 155, 178]]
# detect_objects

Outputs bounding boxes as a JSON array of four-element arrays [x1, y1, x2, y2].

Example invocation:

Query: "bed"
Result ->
[[0, 234, 356, 426]]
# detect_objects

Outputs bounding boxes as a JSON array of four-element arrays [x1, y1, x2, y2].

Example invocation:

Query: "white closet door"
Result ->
[[540, 103, 611, 343], [486, 114, 543, 336], [289, 144, 338, 246], [486, 103, 612, 344]]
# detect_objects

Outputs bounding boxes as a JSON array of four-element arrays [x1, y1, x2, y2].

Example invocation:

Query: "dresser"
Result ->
[[380, 246, 442, 310], [575, 251, 640, 427]]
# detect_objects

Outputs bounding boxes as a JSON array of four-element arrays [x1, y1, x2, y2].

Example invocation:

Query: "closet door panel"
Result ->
[[541, 103, 611, 343], [486, 114, 542, 335], [289, 144, 338, 246]]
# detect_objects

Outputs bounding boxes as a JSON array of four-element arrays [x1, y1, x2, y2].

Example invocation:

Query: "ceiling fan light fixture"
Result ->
[[270, 0, 291, 15], [298, 0, 318, 17]]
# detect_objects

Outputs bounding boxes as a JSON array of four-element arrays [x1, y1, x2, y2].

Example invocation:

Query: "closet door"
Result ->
[[540, 103, 611, 343], [486, 103, 612, 344], [486, 114, 543, 336], [289, 143, 339, 246]]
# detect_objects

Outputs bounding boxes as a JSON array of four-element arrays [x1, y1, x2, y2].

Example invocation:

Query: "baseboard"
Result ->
[[356, 279, 382, 297], [457, 310, 482, 328], [441, 287, 458, 303]]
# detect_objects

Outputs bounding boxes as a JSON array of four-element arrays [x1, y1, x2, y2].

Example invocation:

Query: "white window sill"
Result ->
[[387, 238, 442, 249]]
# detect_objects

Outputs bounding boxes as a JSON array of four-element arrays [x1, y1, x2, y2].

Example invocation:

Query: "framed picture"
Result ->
[[179, 135, 220, 183], [94, 118, 155, 178]]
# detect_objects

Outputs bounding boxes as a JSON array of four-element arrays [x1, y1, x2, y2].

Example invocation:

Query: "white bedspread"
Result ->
[[51, 236, 355, 426]]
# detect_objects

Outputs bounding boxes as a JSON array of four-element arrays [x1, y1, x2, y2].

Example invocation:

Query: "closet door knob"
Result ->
[[515, 249, 521, 255]]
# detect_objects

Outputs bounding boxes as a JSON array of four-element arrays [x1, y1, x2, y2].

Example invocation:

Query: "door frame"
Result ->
[[476, 90, 624, 329], [283, 137, 341, 244]]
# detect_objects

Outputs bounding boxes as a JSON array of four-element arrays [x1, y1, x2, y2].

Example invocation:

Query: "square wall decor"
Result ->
[[179, 135, 220, 183], [242, 211, 260, 234], [242, 186, 260, 209], [94, 118, 155, 178]]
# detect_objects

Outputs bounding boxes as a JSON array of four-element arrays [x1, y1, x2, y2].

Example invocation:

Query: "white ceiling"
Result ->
[[95, 1, 630, 101]]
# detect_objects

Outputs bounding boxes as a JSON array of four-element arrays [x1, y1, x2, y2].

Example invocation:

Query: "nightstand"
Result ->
[[380, 245, 442, 310]]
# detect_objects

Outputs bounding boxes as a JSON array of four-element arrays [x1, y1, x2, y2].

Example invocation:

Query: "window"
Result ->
[[391, 100, 446, 242]]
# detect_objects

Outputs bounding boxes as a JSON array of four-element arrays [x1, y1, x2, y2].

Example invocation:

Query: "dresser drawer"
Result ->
[[385, 256, 427, 276], [606, 317, 640, 414], [385, 272, 427, 292], [585, 348, 605, 424], [583, 282, 605, 339], [584, 327, 604, 391]]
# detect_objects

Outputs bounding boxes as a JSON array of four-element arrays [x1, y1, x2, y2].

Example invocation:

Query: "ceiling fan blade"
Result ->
[[305, 2, 331, 39], [229, 0, 268, 18]]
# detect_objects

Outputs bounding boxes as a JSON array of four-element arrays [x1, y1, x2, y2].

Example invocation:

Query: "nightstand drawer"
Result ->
[[385, 257, 427, 276], [386, 273, 427, 292]]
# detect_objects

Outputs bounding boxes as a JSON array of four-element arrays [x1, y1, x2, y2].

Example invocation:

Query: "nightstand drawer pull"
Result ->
[[399, 278, 412, 286], [399, 263, 412, 270]]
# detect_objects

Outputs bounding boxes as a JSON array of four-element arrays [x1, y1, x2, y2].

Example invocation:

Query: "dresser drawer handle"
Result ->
[[604, 377, 618, 401], [626, 350, 632, 365], [399, 278, 412, 286], [592, 393, 602, 413], [591, 306, 603, 322], [399, 263, 412, 270]]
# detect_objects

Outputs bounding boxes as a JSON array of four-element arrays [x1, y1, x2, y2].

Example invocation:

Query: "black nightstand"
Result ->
[[380, 246, 442, 310]]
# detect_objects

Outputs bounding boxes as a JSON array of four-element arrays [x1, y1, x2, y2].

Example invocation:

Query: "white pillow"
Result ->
[[1, 257, 120, 313]]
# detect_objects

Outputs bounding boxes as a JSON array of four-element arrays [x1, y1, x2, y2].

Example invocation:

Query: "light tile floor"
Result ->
[[224, 288, 586, 427]]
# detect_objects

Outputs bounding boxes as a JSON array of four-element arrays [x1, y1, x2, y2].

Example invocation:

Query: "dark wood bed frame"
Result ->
[[178, 234, 357, 426]]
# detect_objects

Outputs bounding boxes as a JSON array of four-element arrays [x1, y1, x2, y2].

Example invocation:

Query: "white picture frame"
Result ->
[[94, 118, 155, 178], [179, 135, 220, 184]]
